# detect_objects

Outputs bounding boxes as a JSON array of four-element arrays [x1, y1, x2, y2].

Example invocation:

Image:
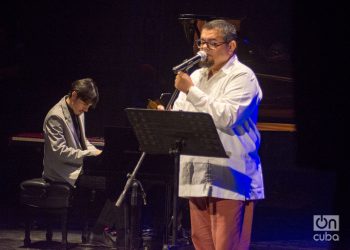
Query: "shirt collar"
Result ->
[[201, 54, 237, 77], [221, 54, 237, 74]]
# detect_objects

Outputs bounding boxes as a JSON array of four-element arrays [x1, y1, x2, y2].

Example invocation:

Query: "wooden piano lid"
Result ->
[[178, 13, 242, 51], [178, 14, 241, 30]]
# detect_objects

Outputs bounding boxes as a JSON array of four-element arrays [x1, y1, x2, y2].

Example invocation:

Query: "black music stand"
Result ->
[[125, 108, 228, 249]]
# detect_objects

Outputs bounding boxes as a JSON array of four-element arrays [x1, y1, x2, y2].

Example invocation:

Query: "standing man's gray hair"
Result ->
[[202, 19, 238, 43]]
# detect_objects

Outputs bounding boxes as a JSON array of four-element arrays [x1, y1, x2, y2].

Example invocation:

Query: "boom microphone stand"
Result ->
[[124, 107, 227, 250], [115, 51, 207, 249]]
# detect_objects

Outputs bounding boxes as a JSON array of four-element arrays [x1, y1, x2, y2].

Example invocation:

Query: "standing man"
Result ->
[[42, 78, 101, 186], [173, 20, 264, 250]]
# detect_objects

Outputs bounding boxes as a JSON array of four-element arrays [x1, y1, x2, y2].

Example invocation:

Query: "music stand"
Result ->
[[125, 108, 228, 248]]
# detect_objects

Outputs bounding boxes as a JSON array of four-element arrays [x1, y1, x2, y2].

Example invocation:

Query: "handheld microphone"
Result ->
[[172, 51, 207, 74]]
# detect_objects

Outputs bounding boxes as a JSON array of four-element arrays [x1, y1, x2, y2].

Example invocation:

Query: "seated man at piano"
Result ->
[[42, 78, 116, 247], [42, 78, 101, 186]]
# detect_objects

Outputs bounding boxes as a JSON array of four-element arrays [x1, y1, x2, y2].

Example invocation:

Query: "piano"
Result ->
[[79, 126, 174, 207], [10, 127, 175, 190], [83, 126, 174, 178], [10, 132, 105, 147]]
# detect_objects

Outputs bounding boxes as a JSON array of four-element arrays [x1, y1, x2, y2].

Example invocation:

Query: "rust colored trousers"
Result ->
[[189, 197, 255, 250]]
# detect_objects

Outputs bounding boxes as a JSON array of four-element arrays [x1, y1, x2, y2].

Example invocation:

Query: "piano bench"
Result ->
[[19, 178, 72, 249]]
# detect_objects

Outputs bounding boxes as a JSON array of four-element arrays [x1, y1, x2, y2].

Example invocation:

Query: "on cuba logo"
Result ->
[[313, 215, 339, 241]]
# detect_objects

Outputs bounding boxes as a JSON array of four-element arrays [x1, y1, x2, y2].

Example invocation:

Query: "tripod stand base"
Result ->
[[162, 244, 194, 250], [162, 240, 194, 250]]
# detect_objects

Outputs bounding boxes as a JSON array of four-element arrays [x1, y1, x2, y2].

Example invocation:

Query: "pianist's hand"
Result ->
[[90, 149, 102, 156]]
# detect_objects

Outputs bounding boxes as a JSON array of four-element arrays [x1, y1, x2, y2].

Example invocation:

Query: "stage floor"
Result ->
[[0, 228, 331, 250]]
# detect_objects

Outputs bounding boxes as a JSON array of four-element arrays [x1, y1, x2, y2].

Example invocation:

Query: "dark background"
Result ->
[[1, 0, 348, 247], [0, 0, 295, 136]]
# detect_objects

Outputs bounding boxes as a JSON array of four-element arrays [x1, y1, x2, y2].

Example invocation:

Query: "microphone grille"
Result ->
[[197, 51, 207, 61]]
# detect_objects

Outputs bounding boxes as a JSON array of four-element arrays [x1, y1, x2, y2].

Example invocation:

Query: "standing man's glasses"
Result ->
[[196, 39, 227, 50]]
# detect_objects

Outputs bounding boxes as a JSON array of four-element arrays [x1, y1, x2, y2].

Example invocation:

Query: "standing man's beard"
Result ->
[[199, 59, 214, 68]]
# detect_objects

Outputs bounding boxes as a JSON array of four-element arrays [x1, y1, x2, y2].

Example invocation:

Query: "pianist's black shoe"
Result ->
[[86, 231, 116, 248]]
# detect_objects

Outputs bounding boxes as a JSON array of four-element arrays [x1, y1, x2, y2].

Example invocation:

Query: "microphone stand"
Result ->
[[166, 60, 198, 111], [164, 67, 199, 250], [115, 153, 146, 207], [115, 80, 180, 207], [116, 153, 146, 250], [115, 60, 198, 249]]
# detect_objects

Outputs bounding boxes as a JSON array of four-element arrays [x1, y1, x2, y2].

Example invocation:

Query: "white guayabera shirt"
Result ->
[[173, 55, 265, 201]]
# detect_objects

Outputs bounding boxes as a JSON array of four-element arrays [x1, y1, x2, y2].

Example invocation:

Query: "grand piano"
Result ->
[[83, 126, 173, 178]]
